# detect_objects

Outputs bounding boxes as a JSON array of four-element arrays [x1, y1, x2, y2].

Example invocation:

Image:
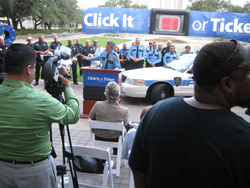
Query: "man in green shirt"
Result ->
[[0, 44, 80, 188]]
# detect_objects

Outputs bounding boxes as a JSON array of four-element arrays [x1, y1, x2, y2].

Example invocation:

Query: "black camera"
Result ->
[[41, 46, 73, 99], [41, 53, 71, 84]]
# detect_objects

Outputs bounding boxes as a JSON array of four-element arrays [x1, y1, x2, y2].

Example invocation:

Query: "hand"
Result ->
[[83, 56, 89, 60], [151, 63, 155, 67], [59, 74, 71, 88], [60, 66, 68, 74], [132, 58, 138, 62]]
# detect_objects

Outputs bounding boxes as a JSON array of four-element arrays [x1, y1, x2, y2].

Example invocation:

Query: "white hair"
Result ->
[[167, 40, 172, 44], [104, 82, 120, 101]]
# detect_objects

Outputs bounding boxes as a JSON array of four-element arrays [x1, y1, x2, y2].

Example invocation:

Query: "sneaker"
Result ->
[[34, 81, 39, 86], [74, 82, 79, 85]]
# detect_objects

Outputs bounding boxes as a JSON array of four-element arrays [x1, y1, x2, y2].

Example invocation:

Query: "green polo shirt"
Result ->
[[0, 79, 80, 161]]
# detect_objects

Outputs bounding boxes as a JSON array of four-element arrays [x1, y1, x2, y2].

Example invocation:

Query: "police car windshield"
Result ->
[[166, 55, 196, 73]]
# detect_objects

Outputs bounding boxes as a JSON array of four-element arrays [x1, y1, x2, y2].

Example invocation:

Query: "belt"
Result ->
[[0, 156, 48, 165]]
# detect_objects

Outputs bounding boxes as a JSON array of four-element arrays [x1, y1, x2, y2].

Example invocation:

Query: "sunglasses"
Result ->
[[153, 45, 157, 46]]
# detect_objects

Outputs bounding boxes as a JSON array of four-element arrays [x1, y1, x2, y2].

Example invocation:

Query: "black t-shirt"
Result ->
[[129, 97, 250, 188]]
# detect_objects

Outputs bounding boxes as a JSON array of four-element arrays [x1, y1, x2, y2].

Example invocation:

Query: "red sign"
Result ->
[[160, 16, 180, 30]]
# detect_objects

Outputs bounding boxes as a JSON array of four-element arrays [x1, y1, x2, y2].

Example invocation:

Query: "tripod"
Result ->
[[45, 80, 79, 188]]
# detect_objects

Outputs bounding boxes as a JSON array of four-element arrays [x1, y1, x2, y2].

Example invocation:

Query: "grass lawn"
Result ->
[[48, 37, 130, 48]]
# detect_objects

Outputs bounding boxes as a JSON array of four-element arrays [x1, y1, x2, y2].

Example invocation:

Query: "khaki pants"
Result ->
[[0, 155, 57, 188]]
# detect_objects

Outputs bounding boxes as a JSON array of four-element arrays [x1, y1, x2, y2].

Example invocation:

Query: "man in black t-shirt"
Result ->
[[129, 40, 250, 188]]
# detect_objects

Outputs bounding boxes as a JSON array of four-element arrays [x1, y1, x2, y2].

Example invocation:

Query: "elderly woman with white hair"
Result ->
[[89, 81, 129, 154]]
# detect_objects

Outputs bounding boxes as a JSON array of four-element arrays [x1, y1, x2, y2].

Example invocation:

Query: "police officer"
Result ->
[[34, 35, 49, 85], [0, 36, 8, 74], [120, 43, 130, 70], [146, 41, 153, 53], [180, 45, 193, 56], [50, 36, 62, 53], [83, 40, 120, 70], [162, 40, 172, 59], [146, 42, 162, 67], [81, 39, 95, 67], [26, 36, 34, 48], [128, 38, 147, 70], [67, 39, 80, 85], [74, 39, 84, 75], [91, 38, 101, 55], [163, 45, 178, 66]]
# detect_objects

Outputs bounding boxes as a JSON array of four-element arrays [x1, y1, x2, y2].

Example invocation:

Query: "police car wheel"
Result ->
[[150, 84, 170, 104]]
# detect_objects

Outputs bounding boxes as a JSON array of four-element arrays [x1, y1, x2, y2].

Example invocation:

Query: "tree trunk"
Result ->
[[11, 19, 18, 30], [19, 20, 23, 29]]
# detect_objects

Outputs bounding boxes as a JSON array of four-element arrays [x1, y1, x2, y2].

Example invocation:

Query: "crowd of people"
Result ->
[[2, 33, 250, 188], [0, 35, 195, 86]]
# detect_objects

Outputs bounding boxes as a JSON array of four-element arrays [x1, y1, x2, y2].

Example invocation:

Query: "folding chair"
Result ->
[[88, 119, 124, 177], [67, 145, 114, 188]]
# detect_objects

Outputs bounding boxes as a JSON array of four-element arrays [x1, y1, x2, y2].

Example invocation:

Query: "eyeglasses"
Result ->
[[149, 43, 152, 44], [153, 45, 157, 46]]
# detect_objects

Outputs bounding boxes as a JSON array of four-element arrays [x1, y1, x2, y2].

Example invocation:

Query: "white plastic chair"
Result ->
[[67, 145, 114, 188], [88, 119, 124, 177]]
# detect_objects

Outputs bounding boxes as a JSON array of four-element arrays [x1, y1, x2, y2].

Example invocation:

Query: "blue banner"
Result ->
[[189, 11, 250, 42], [83, 71, 119, 87], [82, 8, 151, 34]]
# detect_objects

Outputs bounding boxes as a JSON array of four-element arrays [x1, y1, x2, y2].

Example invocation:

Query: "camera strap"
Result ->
[[105, 53, 109, 69]]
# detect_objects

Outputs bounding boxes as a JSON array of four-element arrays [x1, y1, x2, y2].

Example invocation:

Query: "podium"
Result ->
[[80, 67, 123, 118]]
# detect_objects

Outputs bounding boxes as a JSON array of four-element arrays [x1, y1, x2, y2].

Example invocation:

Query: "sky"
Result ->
[[77, 0, 246, 10]]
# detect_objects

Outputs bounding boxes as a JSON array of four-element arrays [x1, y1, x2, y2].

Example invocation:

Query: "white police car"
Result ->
[[121, 54, 196, 104]]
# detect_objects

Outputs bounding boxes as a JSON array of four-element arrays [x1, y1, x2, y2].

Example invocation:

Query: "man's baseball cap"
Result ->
[[93, 38, 97, 42], [194, 39, 250, 85]]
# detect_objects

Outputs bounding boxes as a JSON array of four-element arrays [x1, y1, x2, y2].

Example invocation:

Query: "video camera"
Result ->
[[41, 46, 73, 99]]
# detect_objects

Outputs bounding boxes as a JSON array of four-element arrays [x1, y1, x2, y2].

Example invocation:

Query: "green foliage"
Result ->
[[98, 0, 147, 8], [15, 29, 81, 36], [131, 4, 148, 8], [187, 0, 249, 13], [187, 0, 231, 12], [0, 0, 83, 29]]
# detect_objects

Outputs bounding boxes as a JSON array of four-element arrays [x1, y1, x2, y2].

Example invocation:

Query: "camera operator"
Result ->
[[0, 44, 80, 188]]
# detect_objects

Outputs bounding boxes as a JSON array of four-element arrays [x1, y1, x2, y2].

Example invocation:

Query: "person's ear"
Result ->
[[219, 76, 235, 93], [26, 65, 32, 75]]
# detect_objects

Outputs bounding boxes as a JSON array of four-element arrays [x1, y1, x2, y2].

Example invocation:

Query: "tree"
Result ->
[[227, 5, 244, 12], [28, 0, 83, 29], [187, 0, 231, 12], [98, 0, 147, 8], [131, 4, 148, 8], [244, 2, 250, 13], [0, 0, 38, 30], [99, 0, 119, 8]]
